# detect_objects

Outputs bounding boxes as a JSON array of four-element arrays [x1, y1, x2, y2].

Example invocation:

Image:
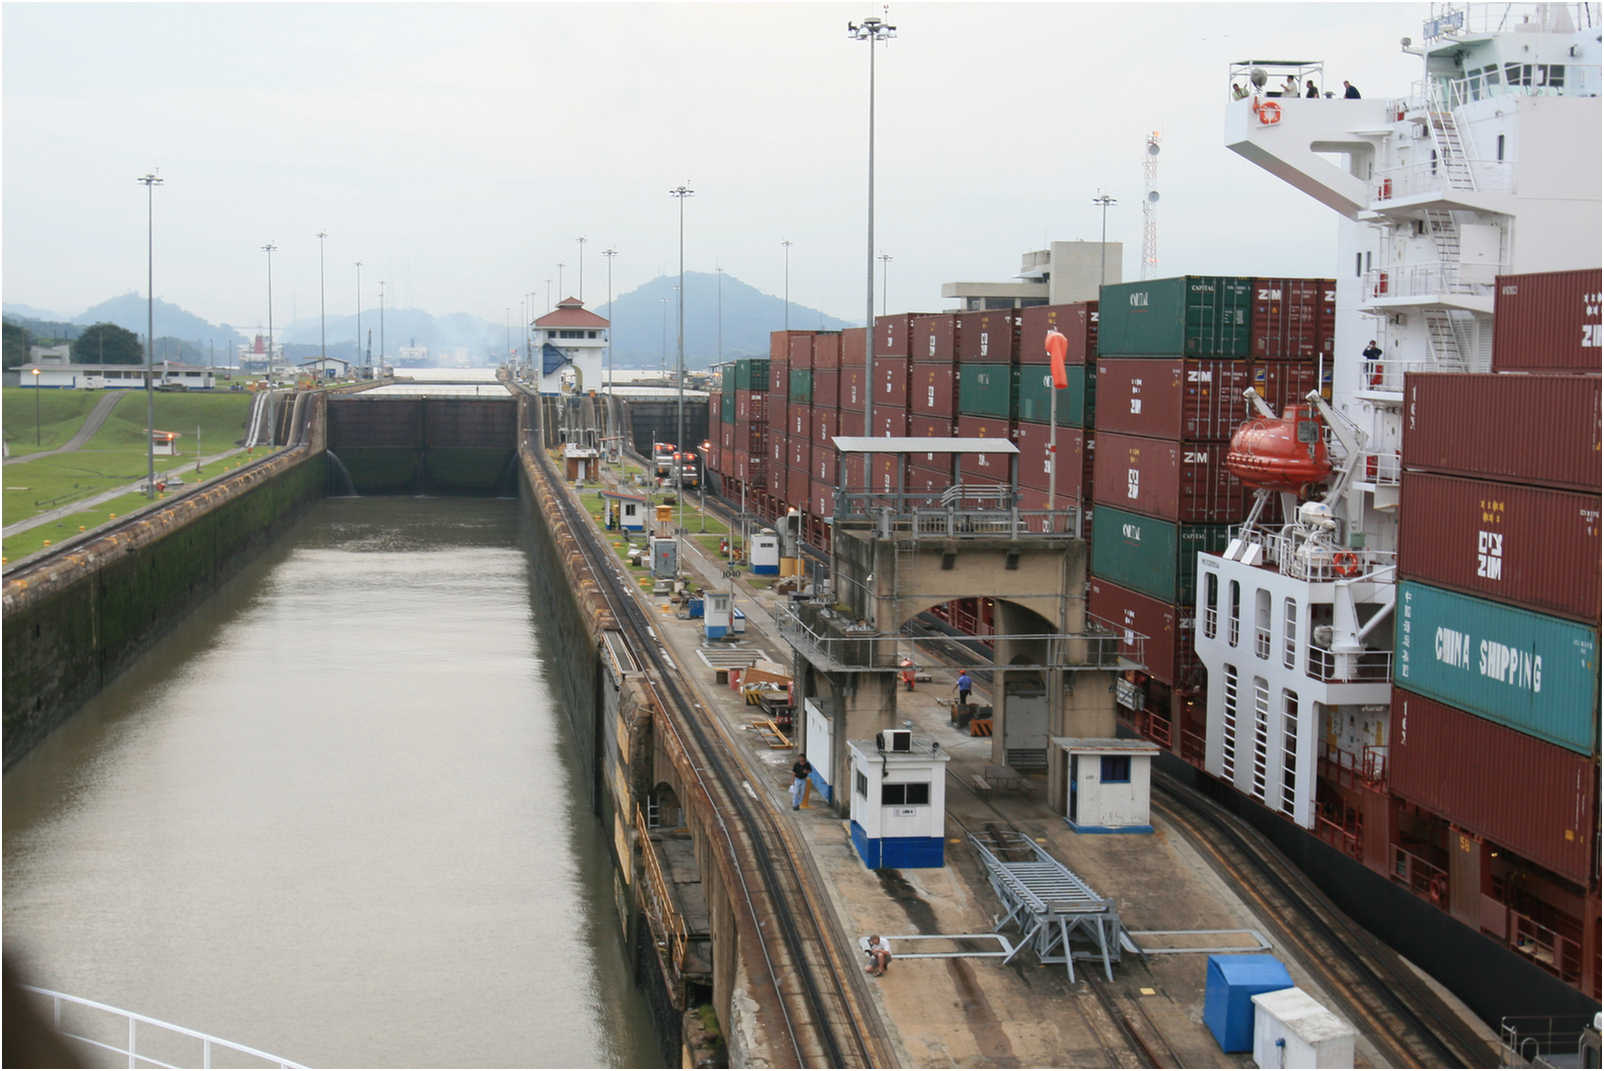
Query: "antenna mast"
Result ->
[[1141, 131, 1161, 280]]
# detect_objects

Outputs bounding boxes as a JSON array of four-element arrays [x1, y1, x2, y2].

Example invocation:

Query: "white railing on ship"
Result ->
[[1226, 527, 1398, 583], [1363, 262, 1502, 300], [21, 985, 305, 1069], [1359, 357, 1468, 393], [1372, 159, 1513, 199], [1306, 642, 1393, 683]]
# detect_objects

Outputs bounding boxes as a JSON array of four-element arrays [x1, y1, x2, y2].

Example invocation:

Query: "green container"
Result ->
[[1091, 505, 1231, 607], [732, 358, 770, 391], [1016, 365, 1095, 428], [1097, 276, 1252, 358], [720, 390, 735, 423], [788, 368, 814, 404], [1395, 581, 1599, 756], [958, 363, 1015, 419]]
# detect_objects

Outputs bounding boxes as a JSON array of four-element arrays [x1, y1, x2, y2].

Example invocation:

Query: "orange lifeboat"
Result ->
[[1225, 403, 1332, 494]]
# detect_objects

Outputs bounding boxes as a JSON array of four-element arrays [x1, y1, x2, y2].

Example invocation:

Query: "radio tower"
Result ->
[[1141, 131, 1161, 280]]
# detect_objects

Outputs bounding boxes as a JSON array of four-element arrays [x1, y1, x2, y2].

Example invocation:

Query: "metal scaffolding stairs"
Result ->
[[1425, 308, 1467, 366], [1427, 104, 1476, 192], [969, 830, 1125, 982]]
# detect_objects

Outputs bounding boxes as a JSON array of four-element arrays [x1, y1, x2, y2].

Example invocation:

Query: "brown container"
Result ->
[[875, 313, 921, 358], [808, 479, 834, 520], [955, 415, 1013, 484], [768, 359, 789, 398], [1095, 359, 1255, 441], [720, 426, 733, 452], [957, 309, 1020, 362], [1092, 431, 1248, 523], [1014, 422, 1087, 499], [907, 464, 953, 495], [1398, 471, 1601, 623], [771, 330, 813, 361], [874, 407, 911, 439], [734, 389, 767, 426], [786, 465, 809, 507], [1014, 485, 1092, 537], [907, 415, 952, 471], [787, 403, 810, 440], [1492, 269, 1602, 373], [1250, 361, 1321, 416], [841, 366, 867, 412], [838, 410, 865, 438], [913, 313, 960, 362], [873, 356, 911, 409], [787, 433, 810, 472], [910, 363, 958, 418], [1403, 373, 1601, 492], [842, 327, 869, 370], [1088, 577, 1201, 689], [812, 331, 842, 370], [768, 428, 785, 471], [1251, 277, 1335, 361], [787, 332, 815, 369], [870, 453, 903, 495], [1020, 303, 1097, 365], [1391, 687, 1598, 886], [813, 365, 840, 409]]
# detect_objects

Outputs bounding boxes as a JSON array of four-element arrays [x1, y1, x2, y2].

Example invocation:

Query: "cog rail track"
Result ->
[[533, 429, 884, 1068]]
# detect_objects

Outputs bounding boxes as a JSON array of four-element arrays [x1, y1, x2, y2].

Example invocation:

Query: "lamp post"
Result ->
[[1093, 190, 1118, 286], [878, 251, 892, 317], [316, 231, 328, 363], [848, 13, 895, 488], [715, 265, 723, 362], [577, 237, 586, 302], [557, 262, 565, 299], [506, 307, 511, 364], [32, 368, 40, 444], [659, 297, 668, 378], [670, 182, 694, 572], [137, 172, 162, 498], [781, 239, 792, 331], [603, 248, 618, 442], [355, 260, 363, 375], [378, 280, 385, 373], [261, 243, 277, 383]]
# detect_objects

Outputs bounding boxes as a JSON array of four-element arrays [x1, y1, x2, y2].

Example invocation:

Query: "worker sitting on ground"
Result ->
[[863, 935, 892, 976]]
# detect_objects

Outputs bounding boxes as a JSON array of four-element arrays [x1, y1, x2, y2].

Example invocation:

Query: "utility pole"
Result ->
[[316, 231, 328, 362], [670, 182, 694, 575], [781, 239, 792, 331], [262, 242, 277, 381], [603, 248, 619, 444], [577, 237, 587, 302], [378, 280, 386, 373], [1093, 190, 1118, 286], [137, 171, 161, 498], [849, 13, 896, 493], [355, 260, 363, 374], [878, 252, 892, 317]]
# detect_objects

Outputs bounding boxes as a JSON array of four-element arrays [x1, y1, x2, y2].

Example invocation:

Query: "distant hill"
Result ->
[[281, 307, 502, 362], [74, 292, 247, 346]]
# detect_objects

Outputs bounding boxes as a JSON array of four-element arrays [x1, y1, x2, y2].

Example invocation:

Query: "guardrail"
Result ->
[[1225, 527, 1397, 583], [20, 985, 304, 1069], [1360, 357, 1467, 392], [1363, 262, 1502, 300], [1372, 159, 1513, 199], [634, 804, 690, 975], [833, 486, 1084, 540]]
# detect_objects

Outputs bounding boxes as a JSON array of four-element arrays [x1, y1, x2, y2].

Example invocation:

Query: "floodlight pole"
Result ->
[[138, 172, 163, 498], [670, 183, 695, 575], [849, 14, 896, 491], [1093, 190, 1118, 285]]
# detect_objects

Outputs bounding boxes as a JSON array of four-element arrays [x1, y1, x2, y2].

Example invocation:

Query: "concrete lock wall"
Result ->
[[328, 396, 519, 495]]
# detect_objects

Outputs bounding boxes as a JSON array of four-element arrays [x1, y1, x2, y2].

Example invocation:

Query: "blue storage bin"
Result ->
[[1202, 953, 1293, 1053]]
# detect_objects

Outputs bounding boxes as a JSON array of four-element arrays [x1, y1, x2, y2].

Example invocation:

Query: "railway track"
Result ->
[[532, 423, 885, 1067]]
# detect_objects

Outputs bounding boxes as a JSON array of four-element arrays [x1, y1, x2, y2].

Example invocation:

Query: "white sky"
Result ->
[[3, 2, 1426, 330]]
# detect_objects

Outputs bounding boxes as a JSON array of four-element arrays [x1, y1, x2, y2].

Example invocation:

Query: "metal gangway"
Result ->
[[969, 830, 1126, 982]]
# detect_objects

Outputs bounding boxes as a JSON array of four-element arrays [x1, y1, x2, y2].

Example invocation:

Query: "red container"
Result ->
[[907, 464, 952, 495], [842, 327, 868, 371], [913, 314, 960, 362], [809, 479, 834, 520], [873, 356, 911, 409], [786, 465, 809, 506], [734, 449, 767, 486], [787, 332, 815, 369], [1095, 359, 1255, 441], [871, 453, 903, 495], [1492, 269, 1602, 373], [813, 444, 838, 484], [956, 415, 1013, 484], [1020, 303, 1098, 365], [910, 363, 958, 418], [841, 366, 867, 412], [1088, 578, 1201, 689], [1093, 432, 1248, 522], [906, 415, 952, 472], [1397, 471, 1601, 623], [736, 421, 766, 456], [1251, 361, 1321, 417], [1403, 373, 1601, 492], [812, 332, 842, 369], [768, 429, 785, 470], [813, 408, 838, 452], [1251, 277, 1336, 360], [768, 359, 788, 397], [873, 407, 910, 439], [1013, 486, 1090, 537], [813, 365, 840, 408], [1014, 422, 1088, 499], [771, 330, 812, 361], [1391, 688, 1598, 887], [957, 309, 1020, 362], [706, 434, 722, 475], [734, 389, 768, 425], [720, 426, 734, 452], [787, 403, 810, 440], [787, 433, 810, 472], [875, 313, 920, 358]]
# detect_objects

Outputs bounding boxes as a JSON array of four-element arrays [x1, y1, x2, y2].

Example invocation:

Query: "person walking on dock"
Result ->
[[790, 755, 812, 810], [955, 671, 973, 712]]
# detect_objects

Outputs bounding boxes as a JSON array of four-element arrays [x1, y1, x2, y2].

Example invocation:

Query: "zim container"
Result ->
[[1097, 276, 1252, 359], [873, 356, 911, 408], [1390, 687, 1598, 886], [787, 433, 810, 473], [910, 363, 958, 418], [1088, 577, 1200, 689], [957, 363, 1016, 419], [840, 366, 867, 411], [1092, 432, 1249, 523], [1095, 359, 1254, 441], [1020, 302, 1097, 365], [787, 403, 810, 439], [907, 415, 953, 471], [1394, 581, 1599, 755], [1397, 471, 1601, 623], [768, 360, 789, 397], [1250, 362, 1322, 416], [1090, 504, 1231, 607], [1492, 268, 1602, 373], [955, 415, 1014, 484], [956, 309, 1020, 361], [874, 407, 911, 439], [1016, 364, 1095, 428], [874, 313, 920, 358], [812, 331, 842, 369], [1250, 277, 1335, 360], [913, 313, 961, 361], [812, 408, 839, 453], [1013, 423, 1089, 499], [1403, 373, 1601, 492]]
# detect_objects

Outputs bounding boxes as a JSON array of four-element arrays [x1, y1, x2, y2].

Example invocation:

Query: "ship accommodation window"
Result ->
[[1254, 589, 1272, 659], [1281, 690, 1299, 817], [1365, 251, 1373, 272], [1430, 149, 1438, 175], [1100, 756, 1131, 783], [1204, 573, 1219, 638], [1546, 65, 1564, 89], [1483, 64, 1500, 87], [1283, 598, 1298, 669], [1221, 665, 1239, 780], [1251, 676, 1271, 802], [1496, 134, 1505, 161], [1355, 253, 1363, 279], [1228, 581, 1241, 646]]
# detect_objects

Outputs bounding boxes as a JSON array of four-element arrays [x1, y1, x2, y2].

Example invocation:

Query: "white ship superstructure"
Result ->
[[1199, 4, 1601, 840]]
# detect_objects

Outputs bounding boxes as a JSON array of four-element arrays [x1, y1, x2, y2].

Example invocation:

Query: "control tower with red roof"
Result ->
[[532, 296, 609, 396]]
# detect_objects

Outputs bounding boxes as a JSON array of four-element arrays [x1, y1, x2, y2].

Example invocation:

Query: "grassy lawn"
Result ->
[[1, 388, 114, 454]]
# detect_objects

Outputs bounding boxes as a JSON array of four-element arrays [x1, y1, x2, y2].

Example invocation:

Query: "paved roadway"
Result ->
[[2, 446, 251, 539], [4, 392, 127, 466]]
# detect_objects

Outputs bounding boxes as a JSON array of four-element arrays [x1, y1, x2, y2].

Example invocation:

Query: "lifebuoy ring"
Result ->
[[1258, 100, 1282, 125], [1332, 551, 1360, 578]]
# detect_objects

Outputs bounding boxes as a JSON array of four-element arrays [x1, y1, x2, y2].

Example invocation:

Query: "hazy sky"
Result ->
[[3, 2, 1425, 332]]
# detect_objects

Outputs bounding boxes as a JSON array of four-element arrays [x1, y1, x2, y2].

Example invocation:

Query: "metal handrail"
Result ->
[[1306, 641, 1393, 682], [1363, 262, 1502, 300], [634, 804, 690, 975], [1359, 357, 1467, 392], [20, 985, 304, 1069], [1226, 526, 1398, 583], [1372, 159, 1513, 199]]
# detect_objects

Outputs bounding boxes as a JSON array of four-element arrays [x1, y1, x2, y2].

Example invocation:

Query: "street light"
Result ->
[[603, 248, 619, 440], [32, 368, 40, 444], [261, 242, 278, 384], [1093, 190, 1118, 287], [316, 231, 328, 364], [781, 239, 792, 331], [355, 260, 363, 374], [715, 265, 723, 362], [577, 237, 587, 302], [848, 13, 895, 486], [137, 171, 162, 498], [878, 251, 892, 317], [557, 262, 565, 298], [659, 296, 668, 378], [378, 280, 386, 373], [670, 182, 694, 574]]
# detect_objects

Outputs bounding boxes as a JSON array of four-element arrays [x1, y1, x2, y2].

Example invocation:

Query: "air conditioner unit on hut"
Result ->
[[877, 729, 912, 753]]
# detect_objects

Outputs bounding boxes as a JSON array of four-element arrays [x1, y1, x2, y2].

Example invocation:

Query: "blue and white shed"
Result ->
[[600, 491, 646, 532], [847, 731, 951, 869], [1055, 737, 1161, 834], [750, 528, 780, 575], [704, 590, 733, 640]]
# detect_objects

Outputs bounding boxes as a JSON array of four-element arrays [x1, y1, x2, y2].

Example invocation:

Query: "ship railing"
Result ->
[[1498, 1013, 1599, 1069], [1360, 451, 1402, 486], [1506, 910, 1585, 984], [18, 985, 304, 1069], [1314, 813, 1364, 860], [1360, 356, 1468, 393], [1226, 527, 1398, 583], [634, 804, 691, 976], [1179, 728, 1206, 767], [1318, 740, 1388, 789], [1371, 158, 1513, 199], [1390, 842, 1449, 900], [1420, 3, 1602, 41], [1225, 59, 1327, 100], [1305, 642, 1392, 683], [1362, 262, 1502, 300]]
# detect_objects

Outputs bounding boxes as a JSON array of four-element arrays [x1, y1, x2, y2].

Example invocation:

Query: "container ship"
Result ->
[[703, 1, 1601, 1021]]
